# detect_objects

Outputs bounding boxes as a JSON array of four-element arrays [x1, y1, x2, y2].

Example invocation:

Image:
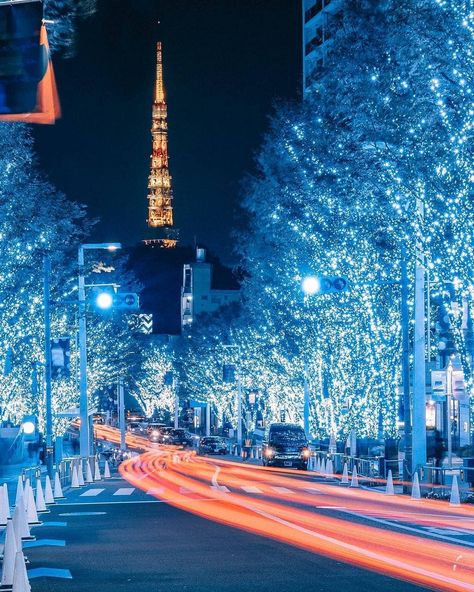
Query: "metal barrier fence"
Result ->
[[57, 456, 97, 487], [20, 464, 42, 490]]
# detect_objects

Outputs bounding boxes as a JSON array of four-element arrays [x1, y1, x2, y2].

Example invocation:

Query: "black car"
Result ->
[[167, 429, 193, 447], [262, 423, 310, 470], [199, 436, 228, 455]]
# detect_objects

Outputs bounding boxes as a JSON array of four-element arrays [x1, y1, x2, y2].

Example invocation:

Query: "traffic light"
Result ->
[[114, 292, 139, 311], [51, 338, 71, 379], [222, 364, 236, 383], [302, 275, 349, 295], [21, 415, 38, 442]]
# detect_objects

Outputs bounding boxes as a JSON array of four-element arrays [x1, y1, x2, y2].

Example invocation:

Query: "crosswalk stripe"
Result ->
[[271, 486, 292, 494], [241, 486, 262, 494], [113, 488, 135, 496], [146, 488, 165, 495], [210, 485, 230, 493], [80, 488, 105, 497], [304, 487, 325, 494]]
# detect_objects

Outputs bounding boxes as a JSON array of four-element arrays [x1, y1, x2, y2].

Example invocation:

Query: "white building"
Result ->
[[181, 248, 240, 329], [302, 0, 343, 91]]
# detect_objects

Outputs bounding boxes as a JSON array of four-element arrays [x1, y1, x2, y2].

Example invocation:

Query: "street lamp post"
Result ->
[[78, 242, 121, 458], [446, 360, 453, 469], [43, 255, 53, 477]]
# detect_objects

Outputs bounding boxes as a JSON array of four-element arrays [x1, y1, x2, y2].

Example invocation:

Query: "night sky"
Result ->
[[34, 0, 300, 263]]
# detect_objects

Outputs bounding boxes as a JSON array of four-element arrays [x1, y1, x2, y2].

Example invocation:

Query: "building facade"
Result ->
[[302, 0, 342, 91], [181, 248, 240, 329]]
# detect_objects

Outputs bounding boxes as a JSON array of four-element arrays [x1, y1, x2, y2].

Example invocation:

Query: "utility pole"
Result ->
[[78, 245, 89, 458], [303, 362, 310, 438], [446, 360, 453, 469], [43, 256, 53, 477], [237, 374, 242, 448], [412, 201, 427, 473], [118, 376, 126, 452], [401, 244, 412, 481]]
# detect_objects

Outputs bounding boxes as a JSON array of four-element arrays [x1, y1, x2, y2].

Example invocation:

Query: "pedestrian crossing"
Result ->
[[76, 484, 327, 499]]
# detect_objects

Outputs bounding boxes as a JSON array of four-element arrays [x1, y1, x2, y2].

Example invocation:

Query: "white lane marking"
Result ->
[[113, 488, 135, 496], [316, 506, 347, 510], [210, 485, 230, 493], [340, 509, 474, 549], [239, 503, 474, 591], [241, 486, 262, 494], [271, 487, 292, 494], [146, 488, 165, 495], [80, 488, 105, 497], [304, 487, 325, 494]]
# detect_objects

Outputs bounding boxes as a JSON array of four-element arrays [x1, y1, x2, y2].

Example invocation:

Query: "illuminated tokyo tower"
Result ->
[[144, 41, 178, 247]]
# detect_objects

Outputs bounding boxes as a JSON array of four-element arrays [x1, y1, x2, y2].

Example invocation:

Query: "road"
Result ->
[[27, 426, 474, 591]]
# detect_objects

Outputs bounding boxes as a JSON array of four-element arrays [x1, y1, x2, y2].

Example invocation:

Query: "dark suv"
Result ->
[[262, 423, 310, 470]]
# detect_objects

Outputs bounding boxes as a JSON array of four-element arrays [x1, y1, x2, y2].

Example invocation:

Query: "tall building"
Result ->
[[302, 0, 342, 91], [181, 248, 240, 329], [144, 42, 178, 247]]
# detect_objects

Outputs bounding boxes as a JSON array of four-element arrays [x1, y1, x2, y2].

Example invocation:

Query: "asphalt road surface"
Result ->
[[27, 476, 430, 592]]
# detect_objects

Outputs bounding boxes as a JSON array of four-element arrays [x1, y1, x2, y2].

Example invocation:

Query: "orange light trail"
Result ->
[[94, 426, 474, 590]]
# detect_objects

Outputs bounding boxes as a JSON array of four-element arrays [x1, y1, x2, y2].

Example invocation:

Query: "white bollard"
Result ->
[[94, 458, 101, 481], [44, 476, 55, 505], [78, 462, 85, 487], [12, 497, 33, 544], [411, 472, 421, 500], [0, 486, 9, 526], [326, 459, 334, 478], [53, 472, 64, 499], [385, 470, 395, 495], [1, 520, 17, 588], [26, 486, 40, 525], [85, 461, 93, 484], [340, 462, 349, 485], [35, 480, 48, 514], [449, 475, 461, 507], [3, 483, 11, 519], [350, 466, 359, 488], [12, 548, 30, 592], [71, 466, 80, 489], [104, 460, 111, 479], [14, 476, 23, 508]]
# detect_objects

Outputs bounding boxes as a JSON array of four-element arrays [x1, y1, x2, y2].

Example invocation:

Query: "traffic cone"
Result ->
[[315, 457, 321, 472], [326, 459, 334, 478], [385, 470, 395, 495], [12, 497, 33, 542], [94, 458, 101, 481], [53, 473, 64, 499], [70, 466, 80, 489], [3, 483, 11, 519], [44, 476, 54, 505], [35, 481, 48, 514], [104, 461, 111, 479], [14, 477, 23, 508], [1, 520, 17, 588], [340, 462, 349, 485], [26, 487, 40, 525], [320, 458, 326, 476], [12, 549, 30, 592], [350, 466, 359, 488], [411, 472, 421, 500], [77, 463, 85, 487], [449, 475, 461, 507], [22, 481, 30, 513], [85, 461, 93, 483]]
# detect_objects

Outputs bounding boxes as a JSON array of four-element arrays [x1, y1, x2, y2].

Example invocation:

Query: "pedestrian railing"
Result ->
[[21, 464, 42, 490]]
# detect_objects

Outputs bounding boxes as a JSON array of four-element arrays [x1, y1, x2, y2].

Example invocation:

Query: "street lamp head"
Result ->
[[95, 291, 114, 310], [302, 276, 320, 296]]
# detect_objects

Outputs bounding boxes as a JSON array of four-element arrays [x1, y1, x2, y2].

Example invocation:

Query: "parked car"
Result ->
[[147, 423, 166, 443], [262, 423, 310, 470], [199, 436, 228, 455], [158, 427, 175, 444]]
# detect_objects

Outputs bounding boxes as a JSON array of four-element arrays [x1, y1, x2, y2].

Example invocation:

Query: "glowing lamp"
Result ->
[[95, 292, 114, 310], [22, 421, 35, 435], [302, 276, 320, 296]]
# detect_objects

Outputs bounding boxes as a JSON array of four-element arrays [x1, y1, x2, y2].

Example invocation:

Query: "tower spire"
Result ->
[[145, 41, 177, 247]]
